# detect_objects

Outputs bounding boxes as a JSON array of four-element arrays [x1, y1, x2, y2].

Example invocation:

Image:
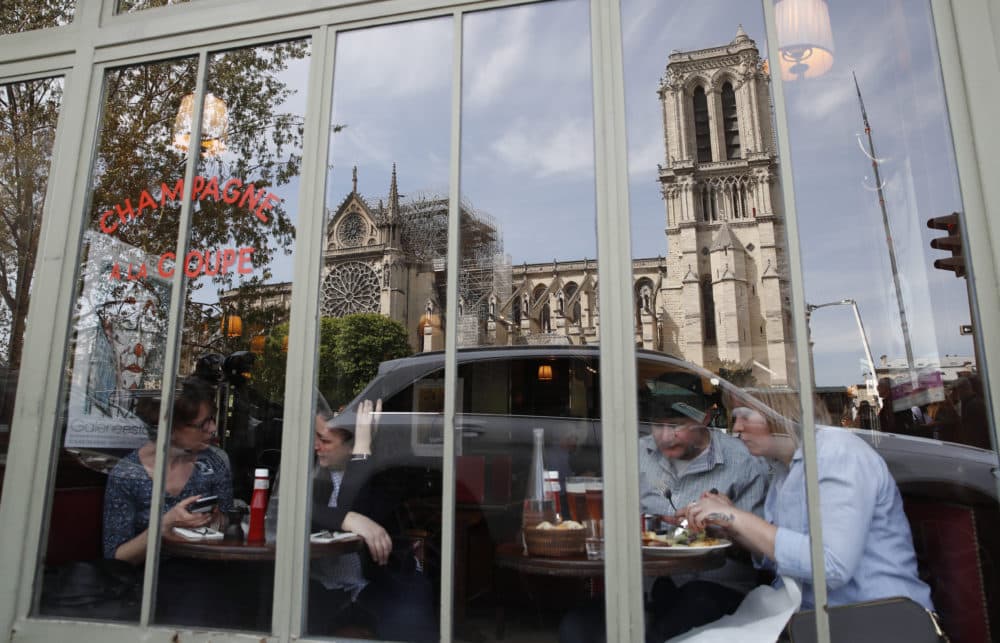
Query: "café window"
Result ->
[[1, 0, 998, 642], [0, 76, 64, 505], [34, 37, 311, 631]]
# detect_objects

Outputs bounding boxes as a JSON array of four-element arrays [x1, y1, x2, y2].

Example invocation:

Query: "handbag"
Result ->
[[788, 597, 947, 643]]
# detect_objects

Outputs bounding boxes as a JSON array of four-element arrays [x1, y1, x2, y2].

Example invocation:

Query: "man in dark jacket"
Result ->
[[307, 398, 437, 640]]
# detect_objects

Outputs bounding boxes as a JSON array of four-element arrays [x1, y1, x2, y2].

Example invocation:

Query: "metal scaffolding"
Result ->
[[397, 193, 504, 320]]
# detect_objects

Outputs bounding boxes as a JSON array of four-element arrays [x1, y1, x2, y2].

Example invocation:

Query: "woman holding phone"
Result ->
[[102, 376, 233, 563]]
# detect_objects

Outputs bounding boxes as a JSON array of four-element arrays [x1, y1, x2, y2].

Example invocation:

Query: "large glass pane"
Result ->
[[35, 55, 197, 624], [458, 2, 601, 640], [623, 2, 809, 640], [0, 76, 63, 505], [0, 1, 74, 35], [35, 38, 310, 631], [304, 18, 451, 640], [784, 0, 998, 639]]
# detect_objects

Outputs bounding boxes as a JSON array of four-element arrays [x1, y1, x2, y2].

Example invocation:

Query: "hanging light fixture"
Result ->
[[249, 334, 266, 355], [537, 364, 553, 382], [173, 92, 229, 156], [221, 313, 243, 338], [775, 0, 835, 81]]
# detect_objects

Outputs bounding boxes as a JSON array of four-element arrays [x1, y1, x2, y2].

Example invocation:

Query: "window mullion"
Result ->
[[591, 2, 644, 642], [439, 11, 463, 643], [271, 24, 334, 639], [138, 49, 210, 627], [760, 2, 829, 642]]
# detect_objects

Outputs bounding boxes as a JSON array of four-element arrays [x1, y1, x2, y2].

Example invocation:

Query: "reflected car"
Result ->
[[332, 345, 999, 504]]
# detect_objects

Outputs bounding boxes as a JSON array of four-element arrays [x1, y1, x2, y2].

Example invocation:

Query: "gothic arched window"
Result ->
[[722, 82, 740, 160], [693, 86, 712, 163], [701, 277, 717, 345]]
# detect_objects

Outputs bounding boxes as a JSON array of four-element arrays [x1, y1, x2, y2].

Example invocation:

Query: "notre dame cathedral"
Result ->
[[319, 27, 792, 386]]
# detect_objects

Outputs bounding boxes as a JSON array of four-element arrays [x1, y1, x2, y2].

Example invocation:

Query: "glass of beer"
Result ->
[[584, 477, 604, 522], [566, 476, 589, 522]]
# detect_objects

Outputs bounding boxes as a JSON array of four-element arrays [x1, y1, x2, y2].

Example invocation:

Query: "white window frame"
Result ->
[[0, 1, 996, 642]]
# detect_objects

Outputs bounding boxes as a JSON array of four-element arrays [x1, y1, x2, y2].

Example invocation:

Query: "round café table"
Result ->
[[161, 532, 364, 561], [159, 532, 365, 631], [493, 541, 726, 577], [492, 542, 727, 639]]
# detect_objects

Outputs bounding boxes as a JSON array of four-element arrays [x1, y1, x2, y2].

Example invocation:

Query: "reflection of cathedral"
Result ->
[[320, 28, 791, 385]]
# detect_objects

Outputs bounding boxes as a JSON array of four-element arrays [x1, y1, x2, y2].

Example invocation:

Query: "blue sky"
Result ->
[[221, 0, 975, 389]]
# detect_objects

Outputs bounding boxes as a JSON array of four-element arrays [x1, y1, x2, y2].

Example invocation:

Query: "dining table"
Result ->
[[159, 531, 365, 631], [493, 541, 727, 578], [161, 531, 364, 561], [491, 541, 727, 639]]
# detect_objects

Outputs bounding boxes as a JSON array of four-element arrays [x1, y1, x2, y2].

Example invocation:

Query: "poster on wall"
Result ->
[[65, 232, 169, 449]]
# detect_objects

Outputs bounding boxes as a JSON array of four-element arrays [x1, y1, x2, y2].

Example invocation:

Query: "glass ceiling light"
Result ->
[[173, 92, 229, 156], [775, 0, 835, 81]]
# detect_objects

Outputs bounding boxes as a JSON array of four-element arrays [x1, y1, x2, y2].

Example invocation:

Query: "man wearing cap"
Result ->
[[638, 405, 770, 641], [560, 403, 769, 643], [308, 397, 437, 641]]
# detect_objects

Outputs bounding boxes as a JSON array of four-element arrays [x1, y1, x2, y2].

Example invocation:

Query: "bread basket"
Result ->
[[523, 526, 586, 557]]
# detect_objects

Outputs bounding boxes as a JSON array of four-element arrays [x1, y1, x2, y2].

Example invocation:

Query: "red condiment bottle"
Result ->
[[247, 467, 269, 544]]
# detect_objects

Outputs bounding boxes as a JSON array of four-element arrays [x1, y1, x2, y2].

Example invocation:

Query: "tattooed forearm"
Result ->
[[706, 512, 735, 523]]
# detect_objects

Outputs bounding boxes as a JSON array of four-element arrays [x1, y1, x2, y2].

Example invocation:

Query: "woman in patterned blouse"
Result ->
[[102, 377, 233, 562]]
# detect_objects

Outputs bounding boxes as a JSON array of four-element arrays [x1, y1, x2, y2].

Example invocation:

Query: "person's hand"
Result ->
[[342, 511, 392, 565], [699, 489, 733, 506], [683, 493, 738, 532], [162, 496, 213, 533], [354, 398, 382, 454]]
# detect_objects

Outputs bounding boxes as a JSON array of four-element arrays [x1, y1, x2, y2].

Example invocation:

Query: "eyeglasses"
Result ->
[[186, 415, 217, 431], [651, 421, 693, 432]]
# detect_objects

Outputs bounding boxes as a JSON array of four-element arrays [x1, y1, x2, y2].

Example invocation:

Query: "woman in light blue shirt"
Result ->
[[684, 405, 933, 612]]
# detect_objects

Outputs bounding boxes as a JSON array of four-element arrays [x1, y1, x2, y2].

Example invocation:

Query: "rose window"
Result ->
[[321, 262, 380, 316]]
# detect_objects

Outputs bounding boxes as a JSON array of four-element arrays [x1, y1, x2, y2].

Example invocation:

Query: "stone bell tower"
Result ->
[[658, 26, 791, 386]]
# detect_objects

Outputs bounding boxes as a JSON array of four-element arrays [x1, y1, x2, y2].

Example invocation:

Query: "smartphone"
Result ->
[[187, 495, 218, 514]]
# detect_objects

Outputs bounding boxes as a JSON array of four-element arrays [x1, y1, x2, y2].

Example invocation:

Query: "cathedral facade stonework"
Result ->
[[321, 28, 792, 386]]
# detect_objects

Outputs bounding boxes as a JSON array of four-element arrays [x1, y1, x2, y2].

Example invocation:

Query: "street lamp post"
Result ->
[[805, 298, 879, 407]]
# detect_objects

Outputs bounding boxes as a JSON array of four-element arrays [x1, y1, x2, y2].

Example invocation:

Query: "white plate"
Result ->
[[642, 539, 731, 557]]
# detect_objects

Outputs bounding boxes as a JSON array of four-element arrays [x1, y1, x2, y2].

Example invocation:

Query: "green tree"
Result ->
[[0, 77, 61, 373], [255, 314, 412, 410]]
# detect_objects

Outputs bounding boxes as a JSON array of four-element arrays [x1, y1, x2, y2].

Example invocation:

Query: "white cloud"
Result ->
[[333, 18, 452, 100], [489, 117, 594, 178], [465, 8, 533, 107], [628, 136, 661, 179]]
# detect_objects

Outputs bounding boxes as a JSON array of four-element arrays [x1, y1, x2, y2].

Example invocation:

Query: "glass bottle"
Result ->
[[545, 470, 562, 521], [247, 467, 269, 544], [522, 428, 554, 535], [264, 471, 279, 544]]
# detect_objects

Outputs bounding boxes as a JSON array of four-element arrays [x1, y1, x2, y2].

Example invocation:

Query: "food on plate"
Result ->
[[641, 529, 721, 548], [535, 521, 555, 530]]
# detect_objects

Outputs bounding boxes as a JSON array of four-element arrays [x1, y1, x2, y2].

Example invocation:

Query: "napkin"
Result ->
[[172, 527, 224, 541], [667, 576, 802, 643], [310, 530, 358, 544]]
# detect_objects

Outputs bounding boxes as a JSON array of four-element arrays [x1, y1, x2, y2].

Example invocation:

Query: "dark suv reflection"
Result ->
[[332, 345, 998, 503]]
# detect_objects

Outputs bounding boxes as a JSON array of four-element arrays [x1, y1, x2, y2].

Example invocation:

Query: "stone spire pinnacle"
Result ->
[[734, 24, 749, 43], [352, 165, 358, 193], [389, 163, 399, 213]]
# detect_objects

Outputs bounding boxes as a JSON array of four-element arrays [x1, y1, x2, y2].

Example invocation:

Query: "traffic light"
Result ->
[[927, 212, 965, 278]]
